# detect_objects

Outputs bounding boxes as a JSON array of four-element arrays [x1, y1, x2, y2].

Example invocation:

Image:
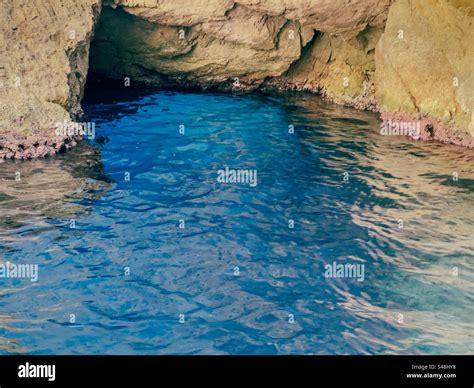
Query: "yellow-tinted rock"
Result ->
[[113, 0, 234, 25], [90, 6, 305, 89], [2, 0, 474, 157], [375, 0, 474, 135], [0, 0, 101, 158], [234, 0, 391, 33], [268, 27, 383, 111], [114, 0, 391, 33]]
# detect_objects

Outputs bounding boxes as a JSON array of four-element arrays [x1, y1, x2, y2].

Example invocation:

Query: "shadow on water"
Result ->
[[0, 142, 112, 234]]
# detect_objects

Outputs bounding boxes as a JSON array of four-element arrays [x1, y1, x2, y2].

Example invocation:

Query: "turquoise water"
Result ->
[[0, 89, 473, 354]]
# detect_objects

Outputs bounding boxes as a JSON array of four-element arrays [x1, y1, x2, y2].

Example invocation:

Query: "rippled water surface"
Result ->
[[1, 89, 473, 354]]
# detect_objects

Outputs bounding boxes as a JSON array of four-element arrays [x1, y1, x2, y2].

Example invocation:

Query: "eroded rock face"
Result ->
[[0, 0, 473, 158], [375, 0, 474, 144], [265, 27, 383, 111], [90, 5, 308, 90], [116, 0, 391, 33], [0, 0, 101, 159], [90, 0, 392, 96]]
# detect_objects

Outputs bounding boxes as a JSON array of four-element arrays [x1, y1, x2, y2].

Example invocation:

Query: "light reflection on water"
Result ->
[[0, 90, 473, 354]]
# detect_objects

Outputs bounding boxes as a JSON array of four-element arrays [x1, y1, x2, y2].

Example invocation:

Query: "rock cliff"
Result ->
[[0, 0, 101, 158], [0, 0, 473, 158], [375, 0, 474, 146]]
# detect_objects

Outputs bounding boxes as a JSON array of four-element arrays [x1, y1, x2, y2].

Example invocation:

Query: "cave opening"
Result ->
[[85, 5, 198, 97], [83, 3, 325, 103], [83, 5, 175, 106]]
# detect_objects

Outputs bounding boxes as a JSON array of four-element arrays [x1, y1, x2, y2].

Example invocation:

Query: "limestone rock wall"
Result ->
[[0, 0, 101, 158], [265, 27, 383, 111], [89, 5, 307, 90], [91, 0, 391, 95], [375, 0, 474, 145], [116, 0, 391, 33], [0, 0, 473, 159]]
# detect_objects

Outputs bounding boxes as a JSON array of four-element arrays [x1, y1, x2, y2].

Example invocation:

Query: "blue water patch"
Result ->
[[0, 90, 473, 354]]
